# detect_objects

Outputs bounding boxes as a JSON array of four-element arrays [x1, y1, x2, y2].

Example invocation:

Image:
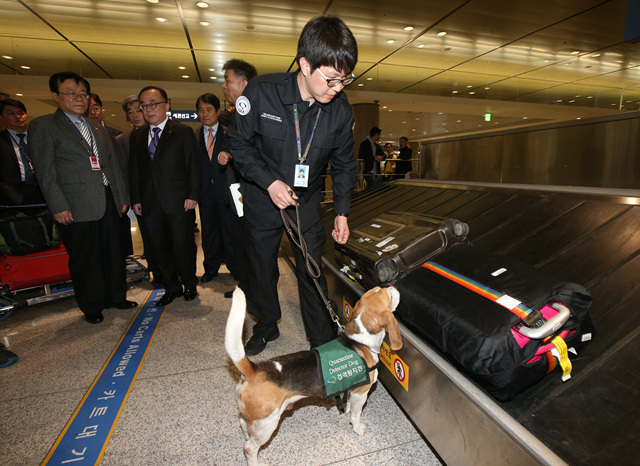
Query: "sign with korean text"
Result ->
[[169, 111, 199, 122], [379, 341, 410, 391]]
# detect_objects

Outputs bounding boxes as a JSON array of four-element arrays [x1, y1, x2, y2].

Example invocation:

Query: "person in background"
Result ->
[[86, 93, 122, 138], [357, 126, 385, 189], [394, 136, 413, 178], [195, 92, 229, 284], [129, 86, 201, 306], [29, 71, 136, 324], [217, 58, 258, 299], [228, 15, 358, 355], [0, 98, 44, 206]]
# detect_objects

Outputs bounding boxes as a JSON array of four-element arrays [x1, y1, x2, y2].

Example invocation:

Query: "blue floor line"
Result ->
[[42, 288, 166, 465]]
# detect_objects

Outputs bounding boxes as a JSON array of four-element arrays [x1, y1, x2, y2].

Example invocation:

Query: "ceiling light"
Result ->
[[469, 91, 475, 95], [387, 39, 395, 44], [208, 68, 215, 72], [1, 55, 13, 59], [210, 76, 217, 79], [404, 26, 414, 31], [591, 53, 601, 58], [20, 65, 30, 69], [200, 21, 210, 26], [146, 0, 159, 3], [182, 75, 189, 78], [178, 66, 186, 70], [522, 116, 528, 119], [416, 44, 425, 48], [366, 77, 373, 80], [452, 90, 458, 94], [357, 83, 364, 87], [466, 85, 472, 88], [382, 106, 387, 109], [196, 1, 209, 7], [155, 17, 167, 22], [436, 31, 447, 36], [570, 50, 580, 55], [484, 87, 490, 90], [15, 93, 23, 96]]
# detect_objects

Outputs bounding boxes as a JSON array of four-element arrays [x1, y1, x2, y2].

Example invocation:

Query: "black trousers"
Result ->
[[198, 198, 230, 275], [57, 186, 127, 317], [142, 198, 198, 293], [245, 215, 336, 347]]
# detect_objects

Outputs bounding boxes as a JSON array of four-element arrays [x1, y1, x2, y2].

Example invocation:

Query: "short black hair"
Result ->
[[399, 136, 409, 143], [49, 71, 91, 94], [88, 93, 103, 107], [0, 98, 26, 113], [369, 127, 381, 137], [222, 59, 257, 81], [138, 86, 168, 101], [121, 95, 139, 112], [195, 93, 221, 111], [296, 16, 358, 75]]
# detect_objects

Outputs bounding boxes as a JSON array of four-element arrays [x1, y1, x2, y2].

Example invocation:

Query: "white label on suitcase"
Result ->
[[492, 267, 507, 277], [496, 294, 521, 310], [376, 236, 395, 248]]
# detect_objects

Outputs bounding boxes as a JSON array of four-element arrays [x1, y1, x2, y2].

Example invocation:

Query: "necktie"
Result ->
[[76, 118, 109, 186], [207, 127, 215, 160], [16, 133, 36, 185], [149, 127, 161, 160]]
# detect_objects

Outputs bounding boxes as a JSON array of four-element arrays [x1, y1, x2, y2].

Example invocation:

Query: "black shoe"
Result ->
[[85, 312, 104, 324], [107, 300, 138, 310], [224, 290, 233, 298], [0, 344, 18, 368], [184, 287, 198, 301], [156, 290, 184, 307], [245, 327, 280, 356], [200, 271, 218, 283]]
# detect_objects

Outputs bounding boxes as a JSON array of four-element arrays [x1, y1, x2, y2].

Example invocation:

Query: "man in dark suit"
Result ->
[[86, 93, 123, 138], [395, 136, 413, 177], [129, 86, 201, 306], [357, 126, 385, 189], [194, 93, 229, 283], [0, 98, 44, 206], [29, 71, 136, 324]]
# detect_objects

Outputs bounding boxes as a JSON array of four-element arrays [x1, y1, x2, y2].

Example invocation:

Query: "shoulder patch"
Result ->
[[236, 96, 251, 116]]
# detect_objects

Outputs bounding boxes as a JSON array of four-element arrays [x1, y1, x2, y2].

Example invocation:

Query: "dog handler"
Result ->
[[228, 15, 358, 355]]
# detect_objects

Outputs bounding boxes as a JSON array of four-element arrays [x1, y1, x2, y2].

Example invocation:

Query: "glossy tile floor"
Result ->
[[0, 224, 441, 465]]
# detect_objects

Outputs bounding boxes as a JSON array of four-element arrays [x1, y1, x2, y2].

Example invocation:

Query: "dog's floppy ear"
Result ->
[[382, 311, 403, 350]]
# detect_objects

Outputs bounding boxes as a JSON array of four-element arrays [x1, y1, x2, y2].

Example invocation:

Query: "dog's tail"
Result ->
[[224, 286, 254, 378]]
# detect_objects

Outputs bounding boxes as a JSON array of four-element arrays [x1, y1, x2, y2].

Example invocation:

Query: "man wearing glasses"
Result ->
[[29, 71, 135, 324], [229, 15, 358, 355], [129, 86, 201, 307]]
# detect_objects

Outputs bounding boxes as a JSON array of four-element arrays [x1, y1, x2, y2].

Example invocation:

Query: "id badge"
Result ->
[[294, 164, 309, 188], [89, 156, 101, 171]]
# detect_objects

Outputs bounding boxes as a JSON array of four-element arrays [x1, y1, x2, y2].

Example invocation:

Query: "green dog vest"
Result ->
[[314, 339, 370, 398]]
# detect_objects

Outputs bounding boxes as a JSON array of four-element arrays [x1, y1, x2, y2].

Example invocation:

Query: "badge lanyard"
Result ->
[[293, 103, 321, 188]]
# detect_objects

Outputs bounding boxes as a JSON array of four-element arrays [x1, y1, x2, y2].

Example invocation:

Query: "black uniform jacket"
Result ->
[[228, 72, 356, 231]]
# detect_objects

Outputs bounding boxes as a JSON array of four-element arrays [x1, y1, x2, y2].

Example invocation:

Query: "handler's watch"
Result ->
[[335, 213, 348, 218]]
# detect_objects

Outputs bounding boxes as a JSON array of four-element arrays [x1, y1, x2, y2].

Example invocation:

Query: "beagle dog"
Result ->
[[225, 286, 402, 466]]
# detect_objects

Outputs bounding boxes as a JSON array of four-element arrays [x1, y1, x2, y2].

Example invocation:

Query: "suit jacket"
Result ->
[[357, 138, 385, 174], [28, 109, 128, 221], [0, 129, 33, 205], [195, 124, 228, 205], [129, 119, 201, 214]]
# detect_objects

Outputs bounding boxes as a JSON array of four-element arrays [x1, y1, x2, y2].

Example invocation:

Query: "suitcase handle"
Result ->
[[517, 303, 571, 339]]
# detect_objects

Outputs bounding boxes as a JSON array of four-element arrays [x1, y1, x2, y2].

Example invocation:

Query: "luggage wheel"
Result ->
[[517, 303, 571, 339]]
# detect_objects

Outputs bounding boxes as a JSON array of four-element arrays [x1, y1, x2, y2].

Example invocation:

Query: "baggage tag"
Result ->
[[89, 156, 101, 171], [294, 164, 309, 188]]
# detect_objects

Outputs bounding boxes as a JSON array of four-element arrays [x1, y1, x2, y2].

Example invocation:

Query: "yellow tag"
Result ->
[[551, 336, 572, 382], [342, 299, 355, 322], [379, 341, 409, 391]]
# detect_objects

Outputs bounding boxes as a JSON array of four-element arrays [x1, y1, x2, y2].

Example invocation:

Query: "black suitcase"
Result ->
[[334, 211, 469, 288], [394, 243, 595, 401]]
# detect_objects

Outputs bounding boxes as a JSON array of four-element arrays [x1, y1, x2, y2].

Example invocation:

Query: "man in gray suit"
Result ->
[[29, 71, 137, 324]]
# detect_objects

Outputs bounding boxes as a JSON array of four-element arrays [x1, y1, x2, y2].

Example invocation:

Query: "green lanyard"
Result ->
[[293, 103, 322, 165]]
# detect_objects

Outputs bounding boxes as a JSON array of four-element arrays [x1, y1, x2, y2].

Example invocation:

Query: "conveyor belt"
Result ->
[[321, 180, 640, 465]]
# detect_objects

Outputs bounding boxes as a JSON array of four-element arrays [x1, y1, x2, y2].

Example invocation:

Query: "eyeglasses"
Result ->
[[315, 69, 355, 88], [57, 91, 89, 100], [138, 101, 168, 111]]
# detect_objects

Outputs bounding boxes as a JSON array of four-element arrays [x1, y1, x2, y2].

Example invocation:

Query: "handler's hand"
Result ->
[[184, 199, 198, 211], [332, 215, 350, 244], [121, 204, 130, 215], [267, 180, 298, 210], [54, 210, 73, 225], [133, 203, 142, 216]]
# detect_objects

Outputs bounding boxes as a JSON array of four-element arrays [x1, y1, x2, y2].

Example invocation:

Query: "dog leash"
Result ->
[[280, 197, 344, 331]]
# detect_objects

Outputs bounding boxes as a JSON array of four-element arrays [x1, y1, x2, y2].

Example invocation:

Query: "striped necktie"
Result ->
[[207, 127, 215, 160], [77, 118, 109, 186], [149, 127, 161, 160]]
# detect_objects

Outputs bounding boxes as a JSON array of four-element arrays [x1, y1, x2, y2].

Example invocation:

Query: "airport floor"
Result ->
[[0, 223, 441, 465]]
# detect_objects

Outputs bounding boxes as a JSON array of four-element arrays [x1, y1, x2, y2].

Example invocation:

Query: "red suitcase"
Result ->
[[0, 243, 71, 293]]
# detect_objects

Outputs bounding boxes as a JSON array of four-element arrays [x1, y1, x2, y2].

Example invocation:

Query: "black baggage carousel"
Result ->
[[319, 180, 640, 465]]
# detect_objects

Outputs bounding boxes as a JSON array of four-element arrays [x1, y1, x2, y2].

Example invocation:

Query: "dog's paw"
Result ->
[[352, 422, 368, 436]]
